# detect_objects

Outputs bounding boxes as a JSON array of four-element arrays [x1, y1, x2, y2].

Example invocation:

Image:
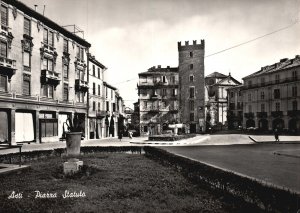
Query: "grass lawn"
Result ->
[[0, 153, 259, 212]]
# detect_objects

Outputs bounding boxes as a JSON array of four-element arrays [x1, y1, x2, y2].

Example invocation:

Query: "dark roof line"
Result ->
[[4, 0, 91, 47], [103, 81, 117, 90], [88, 54, 107, 69]]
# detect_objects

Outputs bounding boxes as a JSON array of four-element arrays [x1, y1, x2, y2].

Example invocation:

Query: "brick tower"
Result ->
[[178, 40, 205, 133]]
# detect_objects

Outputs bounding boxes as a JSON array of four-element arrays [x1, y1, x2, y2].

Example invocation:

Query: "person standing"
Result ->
[[274, 128, 279, 142]]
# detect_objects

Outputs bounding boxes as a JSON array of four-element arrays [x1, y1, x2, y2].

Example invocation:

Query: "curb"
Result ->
[[130, 136, 209, 146]]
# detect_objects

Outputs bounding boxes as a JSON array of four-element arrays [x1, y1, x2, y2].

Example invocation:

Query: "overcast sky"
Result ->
[[22, 0, 300, 107]]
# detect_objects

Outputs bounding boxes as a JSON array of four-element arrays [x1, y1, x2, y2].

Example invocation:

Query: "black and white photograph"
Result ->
[[0, 0, 300, 212]]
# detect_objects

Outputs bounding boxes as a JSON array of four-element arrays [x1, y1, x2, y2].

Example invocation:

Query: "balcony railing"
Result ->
[[271, 111, 283, 118], [244, 112, 254, 119], [75, 79, 89, 92], [96, 110, 107, 118], [0, 56, 16, 71], [41, 69, 60, 86], [287, 110, 300, 117], [257, 112, 268, 118]]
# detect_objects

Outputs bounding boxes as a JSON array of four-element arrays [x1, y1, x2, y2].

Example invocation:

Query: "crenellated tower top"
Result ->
[[177, 39, 205, 51]]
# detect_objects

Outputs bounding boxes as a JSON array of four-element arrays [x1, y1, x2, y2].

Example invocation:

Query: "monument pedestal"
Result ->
[[63, 158, 83, 175]]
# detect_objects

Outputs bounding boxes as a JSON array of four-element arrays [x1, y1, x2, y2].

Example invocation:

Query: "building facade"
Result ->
[[228, 56, 300, 133], [205, 72, 241, 128], [87, 54, 106, 140], [226, 85, 243, 129], [0, 0, 91, 145], [138, 66, 179, 135], [178, 40, 205, 133]]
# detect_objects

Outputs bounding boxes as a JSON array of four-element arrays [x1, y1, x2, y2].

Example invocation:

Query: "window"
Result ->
[[76, 91, 85, 103], [143, 126, 148, 133], [93, 101, 96, 111], [261, 77, 265, 86], [24, 18, 31, 36], [111, 90, 113, 99], [113, 103, 116, 112], [23, 52, 31, 70], [23, 75, 30, 96], [63, 64, 68, 81], [248, 105, 252, 113], [98, 85, 101, 96], [189, 100, 194, 111], [41, 84, 54, 99], [189, 75, 194, 82], [292, 86, 297, 97], [63, 39, 68, 53], [161, 101, 166, 108], [93, 65, 95, 76], [275, 74, 280, 84], [0, 41, 7, 57], [248, 93, 252, 101], [63, 84, 68, 101], [98, 68, 100, 79], [230, 92, 234, 98], [106, 101, 109, 111], [171, 75, 176, 84], [98, 102, 101, 111], [248, 80, 252, 87], [274, 89, 280, 99], [237, 102, 241, 110], [261, 104, 265, 112], [1, 5, 8, 30], [189, 113, 194, 121], [93, 83, 96, 95], [238, 90, 241, 96], [261, 91, 265, 100], [190, 64, 193, 69], [76, 45, 80, 58], [172, 89, 177, 96], [275, 102, 280, 111], [189, 87, 195, 98], [143, 101, 147, 109], [0, 74, 7, 92], [190, 52, 193, 57], [162, 76, 166, 83], [292, 71, 298, 80], [81, 48, 84, 61], [292, 101, 298, 110], [43, 58, 53, 71], [162, 88, 166, 96], [43, 28, 54, 47]]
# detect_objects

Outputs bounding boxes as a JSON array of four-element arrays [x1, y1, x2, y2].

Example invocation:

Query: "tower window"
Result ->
[[189, 75, 194, 82], [190, 64, 193, 70], [189, 87, 195, 98], [190, 52, 193, 57]]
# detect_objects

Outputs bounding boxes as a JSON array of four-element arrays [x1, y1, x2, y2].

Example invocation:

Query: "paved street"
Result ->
[[161, 143, 300, 193]]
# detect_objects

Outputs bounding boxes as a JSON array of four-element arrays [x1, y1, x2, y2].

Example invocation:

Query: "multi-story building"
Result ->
[[178, 40, 205, 133], [226, 85, 243, 129], [103, 81, 119, 137], [228, 56, 300, 133], [138, 65, 179, 135], [0, 0, 91, 144], [205, 72, 241, 128], [87, 54, 106, 140]]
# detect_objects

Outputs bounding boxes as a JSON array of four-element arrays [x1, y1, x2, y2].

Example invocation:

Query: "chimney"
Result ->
[[34, 5, 38, 11], [158, 65, 161, 68]]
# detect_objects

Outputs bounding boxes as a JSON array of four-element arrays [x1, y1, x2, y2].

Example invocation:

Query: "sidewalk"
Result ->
[[0, 135, 208, 155], [249, 135, 300, 143]]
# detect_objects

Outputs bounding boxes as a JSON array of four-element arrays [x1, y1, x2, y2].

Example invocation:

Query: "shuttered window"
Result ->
[[63, 84, 68, 101], [24, 18, 31, 35], [0, 75, 7, 92], [49, 31, 54, 47], [43, 28, 48, 44], [23, 79, 30, 96], [23, 52, 30, 68], [0, 41, 7, 57], [63, 64, 68, 80], [63, 39, 68, 53], [1, 5, 8, 28]]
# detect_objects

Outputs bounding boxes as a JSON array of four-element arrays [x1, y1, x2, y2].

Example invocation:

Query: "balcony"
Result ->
[[169, 107, 179, 113], [244, 112, 254, 119], [96, 110, 107, 118], [271, 111, 283, 118], [257, 112, 268, 118], [75, 79, 89, 92], [150, 94, 159, 99], [40, 43, 57, 57], [148, 107, 159, 113], [287, 110, 300, 117], [41, 69, 60, 86], [0, 56, 16, 78]]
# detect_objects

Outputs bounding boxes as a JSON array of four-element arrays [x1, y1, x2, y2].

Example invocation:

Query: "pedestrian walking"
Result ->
[[274, 128, 279, 142], [129, 131, 133, 139]]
